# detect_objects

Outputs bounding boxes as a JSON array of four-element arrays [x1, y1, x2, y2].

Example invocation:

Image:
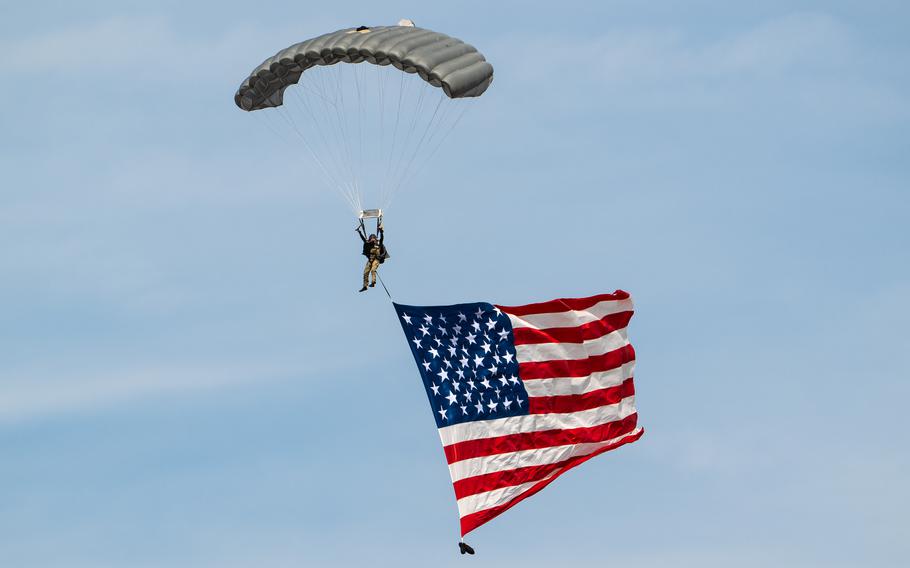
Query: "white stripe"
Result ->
[[514, 328, 629, 363], [450, 438, 625, 482], [522, 361, 636, 396], [504, 298, 633, 330], [456, 477, 553, 519], [438, 396, 638, 446], [455, 427, 643, 517]]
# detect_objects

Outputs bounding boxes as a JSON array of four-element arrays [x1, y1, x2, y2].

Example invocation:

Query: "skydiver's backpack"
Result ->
[[379, 245, 390, 264]]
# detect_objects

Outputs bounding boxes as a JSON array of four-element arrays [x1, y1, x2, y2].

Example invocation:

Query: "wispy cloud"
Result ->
[[494, 12, 907, 119], [0, 364, 277, 425]]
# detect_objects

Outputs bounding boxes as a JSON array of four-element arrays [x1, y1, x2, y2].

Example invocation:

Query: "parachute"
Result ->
[[235, 23, 494, 216]]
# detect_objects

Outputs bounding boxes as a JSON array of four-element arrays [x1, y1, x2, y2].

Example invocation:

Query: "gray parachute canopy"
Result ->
[[235, 25, 494, 112], [235, 24, 492, 215]]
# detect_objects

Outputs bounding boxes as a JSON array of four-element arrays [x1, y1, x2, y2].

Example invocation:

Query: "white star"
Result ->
[[494, 387, 501, 398], [452, 380, 461, 392], [473, 354, 485, 367], [488, 365, 499, 376], [487, 400, 498, 412], [428, 347, 439, 359], [458, 312, 467, 322], [433, 336, 443, 347], [444, 359, 453, 369], [418, 324, 430, 337], [467, 379, 476, 391], [430, 383, 441, 396], [517, 397, 525, 406], [439, 315, 448, 324], [460, 347, 469, 356], [402, 313, 412, 325], [493, 306, 502, 315], [502, 352, 514, 364], [503, 398, 513, 410], [486, 318, 497, 331], [448, 347, 457, 357], [424, 314, 433, 324], [498, 329, 509, 341], [464, 390, 473, 401], [480, 377, 491, 390], [471, 320, 481, 332], [421, 360, 431, 372], [456, 369, 465, 380], [493, 353, 501, 364], [411, 337, 422, 349], [446, 392, 458, 406], [453, 324, 462, 335], [437, 406, 448, 420], [460, 404, 468, 415], [474, 307, 484, 318], [437, 368, 449, 381], [498, 376, 508, 386], [480, 342, 492, 354], [465, 333, 477, 345], [509, 375, 520, 386], [475, 401, 484, 413], [438, 325, 448, 336]]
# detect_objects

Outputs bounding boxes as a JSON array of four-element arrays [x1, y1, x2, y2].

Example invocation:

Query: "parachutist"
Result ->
[[357, 224, 387, 292]]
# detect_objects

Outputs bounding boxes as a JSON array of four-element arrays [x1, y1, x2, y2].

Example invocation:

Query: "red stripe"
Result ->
[[518, 344, 636, 380], [496, 290, 630, 317], [444, 412, 639, 464], [529, 378, 635, 415], [453, 418, 639, 499], [511, 310, 633, 345], [458, 427, 644, 536]]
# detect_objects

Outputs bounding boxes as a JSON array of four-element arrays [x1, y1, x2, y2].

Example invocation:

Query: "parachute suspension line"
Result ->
[[385, 77, 428, 207], [328, 64, 360, 211], [273, 105, 359, 213], [353, 62, 365, 209], [381, 70, 406, 210], [290, 80, 359, 211], [314, 67, 361, 213], [280, 91, 358, 212], [386, 93, 445, 207], [387, 101, 471, 210], [375, 63, 387, 210]]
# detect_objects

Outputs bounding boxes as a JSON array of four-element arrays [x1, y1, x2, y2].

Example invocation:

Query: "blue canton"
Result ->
[[394, 302, 530, 428]]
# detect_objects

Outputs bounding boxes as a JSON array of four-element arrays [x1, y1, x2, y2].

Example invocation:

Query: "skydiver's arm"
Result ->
[[356, 226, 367, 242], [378, 226, 384, 245]]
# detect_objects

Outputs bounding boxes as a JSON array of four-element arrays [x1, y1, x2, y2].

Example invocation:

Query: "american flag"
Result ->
[[394, 290, 643, 536]]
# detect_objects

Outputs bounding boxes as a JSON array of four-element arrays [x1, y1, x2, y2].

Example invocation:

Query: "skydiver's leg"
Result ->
[[369, 259, 379, 286], [361, 259, 371, 291]]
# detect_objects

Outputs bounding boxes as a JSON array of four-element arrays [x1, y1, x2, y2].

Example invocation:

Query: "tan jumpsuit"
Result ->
[[363, 241, 381, 287]]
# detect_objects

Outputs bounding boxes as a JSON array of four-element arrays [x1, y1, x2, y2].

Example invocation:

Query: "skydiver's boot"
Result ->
[[359, 285, 368, 292], [370, 281, 376, 288], [459, 541, 475, 555]]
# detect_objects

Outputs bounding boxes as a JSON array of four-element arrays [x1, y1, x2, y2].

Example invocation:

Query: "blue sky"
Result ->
[[1, 1, 908, 566]]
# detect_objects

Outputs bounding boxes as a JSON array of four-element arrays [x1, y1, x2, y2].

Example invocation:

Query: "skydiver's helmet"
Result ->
[[368, 234, 377, 242]]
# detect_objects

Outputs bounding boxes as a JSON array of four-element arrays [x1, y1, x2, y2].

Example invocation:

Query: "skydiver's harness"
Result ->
[[358, 214, 389, 264]]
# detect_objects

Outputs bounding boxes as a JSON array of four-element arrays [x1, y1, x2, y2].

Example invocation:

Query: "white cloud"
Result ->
[[0, 15, 294, 80], [0, 364, 275, 425], [503, 12, 852, 84]]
